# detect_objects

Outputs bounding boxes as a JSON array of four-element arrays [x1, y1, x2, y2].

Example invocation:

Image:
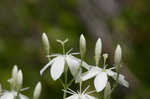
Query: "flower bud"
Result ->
[[12, 65, 18, 80], [114, 44, 122, 65], [95, 38, 102, 66], [33, 82, 42, 99], [17, 70, 23, 91], [104, 82, 111, 99], [80, 34, 86, 59], [9, 65, 18, 89], [42, 33, 50, 56]]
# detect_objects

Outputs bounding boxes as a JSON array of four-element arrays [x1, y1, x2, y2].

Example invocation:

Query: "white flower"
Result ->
[[0, 66, 29, 99], [8, 65, 23, 91], [64, 86, 97, 99], [33, 82, 42, 99], [0, 91, 29, 99], [81, 66, 129, 92], [40, 50, 89, 81]]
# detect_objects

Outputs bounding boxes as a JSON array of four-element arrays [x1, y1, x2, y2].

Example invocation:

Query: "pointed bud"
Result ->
[[114, 44, 122, 65], [95, 38, 102, 66], [42, 33, 50, 56], [33, 82, 42, 99], [9, 65, 18, 89], [12, 65, 18, 81], [80, 34, 86, 59], [104, 82, 111, 99], [17, 70, 23, 91]]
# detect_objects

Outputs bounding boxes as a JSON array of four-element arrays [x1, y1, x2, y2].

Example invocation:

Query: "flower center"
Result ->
[[101, 69, 106, 72]]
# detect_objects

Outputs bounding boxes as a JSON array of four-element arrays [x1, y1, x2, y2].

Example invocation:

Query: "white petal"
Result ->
[[81, 66, 101, 81], [84, 94, 98, 99], [40, 58, 55, 75], [0, 92, 14, 99], [69, 55, 90, 70], [106, 69, 129, 87], [66, 55, 80, 77], [75, 68, 82, 83], [19, 94, 29, 99], [80, 95, 86, 99], [94, 72, 108, 92], [51, 56, 65, 80], [106, 69, 116, 77], [118, 77, 129, 88], [65, 94, 78, 99]]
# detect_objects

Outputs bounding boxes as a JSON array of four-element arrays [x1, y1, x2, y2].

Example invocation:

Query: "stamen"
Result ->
[[66, 48, 73, 55], [62, 89, 74, 95], [87, 90, 96, 94], [82, 85, 90, 94], [71, 52, 80, 55], [109, 67, 116, 70], [47, 54, 60, 58], [56, 39, 63, 44], [67, 88, 77, 94], [20, 87, 30, 92], [63, 38, 69, 44], [104, 64, 108, 70]]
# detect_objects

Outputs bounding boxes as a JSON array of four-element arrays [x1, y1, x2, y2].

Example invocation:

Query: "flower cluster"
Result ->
[[0, 33, 129, 99], [41, 33, 129, 99], [0, 65, 42, 99]]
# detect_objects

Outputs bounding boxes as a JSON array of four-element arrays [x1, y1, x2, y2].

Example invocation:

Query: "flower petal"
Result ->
[[19, 94, 29, 99], [69, 55, 90, 70], [106, 69, 129, 87], [75, 68, 82, 83], [84, 94, 98, 99], [51, 56, 65, 80], [40, 58, 56, 75], [118, 76, 129, 88], [81, 66, 101, 81], [66, 94, 78, 99], [94, 72, 108, 92], [0, 92, 14, 99], [66, 55, 80, 77]]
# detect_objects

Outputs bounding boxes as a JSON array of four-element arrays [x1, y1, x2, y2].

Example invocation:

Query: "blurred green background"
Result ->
[[0, 0, 150, 99]]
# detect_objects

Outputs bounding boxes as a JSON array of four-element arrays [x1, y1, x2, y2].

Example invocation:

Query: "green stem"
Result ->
[[61, 43, 67, 99], [112, 66, 120, 92], [107, 65, 120, 99], [62, 44, 65, 55], [59, 79, 65, 88], [63, 65, 68, 99], [80, 81, 82, 93], [68, 78, 75, 87], [79, 59, 83, 93], [15, 90, 20, 99]]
